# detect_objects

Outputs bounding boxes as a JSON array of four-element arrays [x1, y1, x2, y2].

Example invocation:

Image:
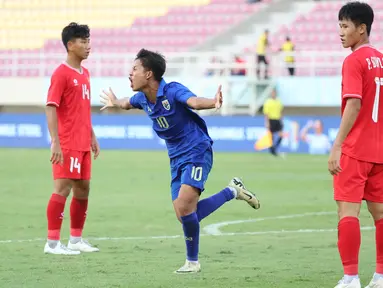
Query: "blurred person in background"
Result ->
[[256, 29, 269, 79], [280, 36, 295, 76], [300, 119, 331, 154], [206, 56, 224, 76], [231, 55, 247, 76], [263, 88, 283, 156]]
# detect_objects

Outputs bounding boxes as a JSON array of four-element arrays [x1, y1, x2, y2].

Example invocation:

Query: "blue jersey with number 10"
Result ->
[[129, 79, 213, 158]]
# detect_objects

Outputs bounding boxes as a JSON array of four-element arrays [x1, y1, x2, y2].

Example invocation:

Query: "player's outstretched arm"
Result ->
[[100, 88, 134, 110], [186, 85, 223, 110]]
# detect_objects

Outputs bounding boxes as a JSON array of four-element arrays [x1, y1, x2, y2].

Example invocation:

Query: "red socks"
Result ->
[[47, 193, 66, 240], [338, 217, 361, 275], [47, 194, 88, 240], [70, 197, 88, 237], [375, 218, 383, 274]]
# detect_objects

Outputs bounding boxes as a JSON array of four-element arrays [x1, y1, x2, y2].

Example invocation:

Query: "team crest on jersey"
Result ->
[[162, 99, 171, 110]]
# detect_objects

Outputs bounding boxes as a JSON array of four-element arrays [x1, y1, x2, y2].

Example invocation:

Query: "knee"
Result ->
[[54, 180, 71, 198], [177, 200, 194, 217], [174, 199, 195, 219], [73, 181, 90, 199], [54, 188, 71, 198], [337, 202, 360, 220], [367, 203, 383, 221], [173, 185, 199, 221]]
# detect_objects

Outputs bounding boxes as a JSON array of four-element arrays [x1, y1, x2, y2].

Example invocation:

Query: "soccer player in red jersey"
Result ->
[[329, 2, 383, 287], [44, 22, 100, 255]]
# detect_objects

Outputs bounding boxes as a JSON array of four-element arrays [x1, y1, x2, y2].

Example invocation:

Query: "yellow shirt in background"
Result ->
[[263, 98, 283, 120], [281, 41, 294, 63], [256, 33, 267, 55]]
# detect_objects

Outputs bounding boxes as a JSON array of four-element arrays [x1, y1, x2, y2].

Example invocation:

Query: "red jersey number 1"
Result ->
[[373, 77, 383, 123]]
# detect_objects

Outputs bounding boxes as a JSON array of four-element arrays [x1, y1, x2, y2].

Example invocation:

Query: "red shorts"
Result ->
[[333, 154, 383, 203], [52, 149, 91, 180]]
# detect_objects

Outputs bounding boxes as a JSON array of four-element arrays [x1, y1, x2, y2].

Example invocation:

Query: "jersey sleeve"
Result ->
[[46, 70, 66, 107], [172, 83, 196, 104], [129, 93, 143, 109], [342, 56, 363, 100]]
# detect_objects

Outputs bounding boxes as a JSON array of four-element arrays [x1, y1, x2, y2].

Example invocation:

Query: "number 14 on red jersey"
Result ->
[[82, 84, 90, 100]]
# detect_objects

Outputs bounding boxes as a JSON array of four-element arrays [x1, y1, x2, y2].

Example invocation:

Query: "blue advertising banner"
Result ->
[[0, 113, 340, 154]]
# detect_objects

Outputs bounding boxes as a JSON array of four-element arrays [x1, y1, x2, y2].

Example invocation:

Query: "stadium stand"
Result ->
[[268, 0, 383, 75], [0, 0, 272, 77], [1, 0, 380, 77]]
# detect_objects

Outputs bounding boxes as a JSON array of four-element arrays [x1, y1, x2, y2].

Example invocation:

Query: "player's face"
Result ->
[[129, 59, 150, 91], [339, 19, 362, 49], [68, 38, 91, 60]]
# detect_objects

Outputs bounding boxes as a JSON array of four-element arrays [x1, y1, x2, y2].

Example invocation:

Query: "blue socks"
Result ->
[[181, 212, 200, 261], [196, 187, 235, 222], [180, 187, 235, 262]]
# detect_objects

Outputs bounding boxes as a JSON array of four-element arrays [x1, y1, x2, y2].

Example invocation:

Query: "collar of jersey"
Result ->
[[156, 78, 167, 97]]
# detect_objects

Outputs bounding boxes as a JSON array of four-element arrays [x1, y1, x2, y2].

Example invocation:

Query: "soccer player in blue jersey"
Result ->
[[100, 49, 260, 273]]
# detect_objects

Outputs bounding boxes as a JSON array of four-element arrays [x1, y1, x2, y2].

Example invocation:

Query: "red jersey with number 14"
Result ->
[[341, 45, 383, 163], [46, 63, 91, 151]]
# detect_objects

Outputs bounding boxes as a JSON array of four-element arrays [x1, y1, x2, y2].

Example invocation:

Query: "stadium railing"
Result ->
[[0, 50, 348, 115], [0, 50, 349, 77]]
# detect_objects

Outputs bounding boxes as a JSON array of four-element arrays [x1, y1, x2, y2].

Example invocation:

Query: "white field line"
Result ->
[[0, 212, 374, 244], [203, 211, 337, 235]]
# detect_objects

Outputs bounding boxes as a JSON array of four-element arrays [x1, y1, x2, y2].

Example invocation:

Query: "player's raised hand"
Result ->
[[50, 141, 63, 166], [214, 85, 223, 110], [100, 87, 117, 111], [328, 145, 342, 175]]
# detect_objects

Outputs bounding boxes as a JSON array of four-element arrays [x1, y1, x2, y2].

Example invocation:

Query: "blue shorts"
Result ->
[[170, 142, 213, 201]]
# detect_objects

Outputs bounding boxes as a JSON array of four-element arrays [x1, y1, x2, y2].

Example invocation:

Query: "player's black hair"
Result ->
[[338, 1, 374, 36], [61, 22, 90, 51], [135, 49, 166, 82]]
